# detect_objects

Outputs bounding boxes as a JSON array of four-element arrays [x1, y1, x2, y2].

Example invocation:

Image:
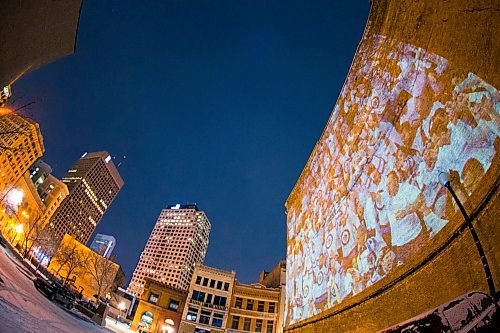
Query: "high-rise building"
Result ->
[[128, 204, 211, 297], [89, 233, 116, 259], [46, 151, 124, 245]]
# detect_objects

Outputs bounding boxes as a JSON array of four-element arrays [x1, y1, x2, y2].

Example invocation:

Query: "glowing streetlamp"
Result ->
[[116, 301, 126, 323], [161, 319, 175, 333], [439, 171, 496, 298], [5, 188, 23, 211], [10, 223, 23, 243]]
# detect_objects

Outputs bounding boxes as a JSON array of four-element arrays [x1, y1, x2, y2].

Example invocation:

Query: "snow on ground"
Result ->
[[105, 318, 135, 333], [0, 245, 110, 333]]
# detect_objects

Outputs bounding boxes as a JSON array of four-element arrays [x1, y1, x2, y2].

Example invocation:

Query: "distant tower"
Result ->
[[128, 204, 211, 296], [29, 159, 53, 190], [46, 151, 124, 244], [89, 233, 116, 259]]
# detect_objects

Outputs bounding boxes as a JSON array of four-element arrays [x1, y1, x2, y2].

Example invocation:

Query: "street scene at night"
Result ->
[[0, 0, 499, 332]]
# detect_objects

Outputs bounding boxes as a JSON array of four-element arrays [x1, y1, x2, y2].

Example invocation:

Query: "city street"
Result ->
[[0, 245, 110, 333]]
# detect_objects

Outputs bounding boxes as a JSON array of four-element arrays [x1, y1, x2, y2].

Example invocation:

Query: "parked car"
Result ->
[[380, 292, 499, 333], [33, 277, 76, 310], [77, 299, 98, 313]]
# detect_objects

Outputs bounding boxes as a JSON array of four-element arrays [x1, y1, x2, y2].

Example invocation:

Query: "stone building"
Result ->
[[131, 278, 187, 333], [227, 282, 280, 333], [48, 234, 120, 301], [0, 115, 45, 245], [259, 261, 286, 333], [179, 264, 236, 333]]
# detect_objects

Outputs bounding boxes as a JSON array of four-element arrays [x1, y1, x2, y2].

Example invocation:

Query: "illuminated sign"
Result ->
[[285, 35, 499, 325]]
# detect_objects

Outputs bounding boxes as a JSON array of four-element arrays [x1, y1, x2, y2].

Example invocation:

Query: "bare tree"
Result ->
[[32, 228, 59, 270], [52, 241, 88, 285], [17, 213, 43, 258], [85, 252, 118, 301], [34, 228, 59, 258]]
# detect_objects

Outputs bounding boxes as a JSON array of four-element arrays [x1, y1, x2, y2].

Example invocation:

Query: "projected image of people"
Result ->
[[285, 35, 499, 325]]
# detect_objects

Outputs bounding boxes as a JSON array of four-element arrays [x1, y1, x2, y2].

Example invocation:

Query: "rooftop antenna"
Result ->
[[114, 155, 127, 167]]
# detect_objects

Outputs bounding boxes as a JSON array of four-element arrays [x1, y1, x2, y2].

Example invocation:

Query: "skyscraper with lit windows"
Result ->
[[46, 151, 124, 245], [128, 204, 211, 297]]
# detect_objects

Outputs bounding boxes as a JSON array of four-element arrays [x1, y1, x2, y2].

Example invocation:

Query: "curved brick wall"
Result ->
[[285, 1, 499, 332]]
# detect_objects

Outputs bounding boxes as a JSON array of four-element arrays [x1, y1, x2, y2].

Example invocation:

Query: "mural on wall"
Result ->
[[285, 34, 499, 326]]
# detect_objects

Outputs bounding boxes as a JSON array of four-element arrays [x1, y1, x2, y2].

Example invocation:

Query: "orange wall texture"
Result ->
[[285, 0, 499, 331]]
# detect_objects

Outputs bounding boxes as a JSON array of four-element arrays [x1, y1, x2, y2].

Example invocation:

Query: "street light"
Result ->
[[117, 301, 126, 324], [10, 223, 23, 243], [439, 171, 496, 298]]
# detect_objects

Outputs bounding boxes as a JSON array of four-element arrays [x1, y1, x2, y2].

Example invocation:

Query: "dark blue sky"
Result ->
[[13, 0, 369, 283]]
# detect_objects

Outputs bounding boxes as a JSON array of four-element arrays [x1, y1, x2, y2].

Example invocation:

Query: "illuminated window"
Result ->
[[187, 307, 198, 321], [212, 312, 223, 327], [168, 299, 179, 311], [140, 311, 153, 327]]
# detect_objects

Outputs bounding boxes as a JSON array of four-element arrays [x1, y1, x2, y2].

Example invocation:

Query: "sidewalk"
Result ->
[[105, 316, 135, 333]]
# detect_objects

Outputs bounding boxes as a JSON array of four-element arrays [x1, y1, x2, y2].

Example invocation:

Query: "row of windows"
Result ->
[[232, 317, 274, 333], [186, 306, 224, 327], [147, 292, 180, 312], [192, 290, 227, 307], [234, 298, 276, 313], [195, 276, 230, 291]]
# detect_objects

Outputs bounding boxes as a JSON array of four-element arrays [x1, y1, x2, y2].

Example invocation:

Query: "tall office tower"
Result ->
[[46, 151, 124, 245], [89, 233, 116, 259], [128, 204, 211, 297]]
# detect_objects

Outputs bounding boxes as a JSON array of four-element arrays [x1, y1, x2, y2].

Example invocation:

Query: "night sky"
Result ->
[[12, 0, 369, 283]]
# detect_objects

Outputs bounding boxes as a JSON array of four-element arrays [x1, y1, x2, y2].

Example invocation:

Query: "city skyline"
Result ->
[[0, 0, 498, 332], [10, 0, 370, 284]]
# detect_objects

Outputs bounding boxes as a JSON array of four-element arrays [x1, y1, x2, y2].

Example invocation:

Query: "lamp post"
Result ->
[[439, 172, 496, 298], [117, 301, 126, 323], [10, 223, 23, 244]]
